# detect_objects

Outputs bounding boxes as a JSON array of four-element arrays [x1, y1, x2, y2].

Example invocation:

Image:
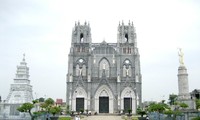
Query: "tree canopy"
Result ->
[[168, 94, 178, 105], [148, 102, 169, 113], [179, 102, 188, 109], [17, 102, 34, 120], [196, 99, 200, 110]]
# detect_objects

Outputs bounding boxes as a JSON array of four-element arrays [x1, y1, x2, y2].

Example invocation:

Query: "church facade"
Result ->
[[66, 21, 142, 114]]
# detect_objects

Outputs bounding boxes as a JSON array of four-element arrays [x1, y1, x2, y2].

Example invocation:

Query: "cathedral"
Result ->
[[66, 21, 142, 114]]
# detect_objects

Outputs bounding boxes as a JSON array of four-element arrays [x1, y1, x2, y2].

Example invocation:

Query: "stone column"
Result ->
[[177, 65, 190, 100]]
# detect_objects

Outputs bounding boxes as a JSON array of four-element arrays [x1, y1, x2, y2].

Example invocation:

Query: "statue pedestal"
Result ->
[[178, 99, 196, 110]]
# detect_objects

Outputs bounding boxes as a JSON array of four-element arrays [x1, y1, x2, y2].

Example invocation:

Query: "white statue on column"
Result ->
[[178, 48, 184, 66]]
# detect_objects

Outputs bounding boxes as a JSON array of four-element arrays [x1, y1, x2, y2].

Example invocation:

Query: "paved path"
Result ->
[[81, 115, 123, 120]]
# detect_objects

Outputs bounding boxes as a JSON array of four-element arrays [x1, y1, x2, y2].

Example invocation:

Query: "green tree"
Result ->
[[40, 98, 55, 112], [196, 99, 200, 110], [50, 106, 61, 116], [32, 99, 39, 104], [39, 97, 45, 102], [179, 102, 188, 109], [45, 98, 54, 105], [192, 117, 200, 120], [66, 105, 70, 115], [164, 109, 173, 116], [17, 102, 34, 120], [148, 102, 169, 113], [136, 107, 146, 117], [128, 109, 132, 115], [169, 94, 178, 105]]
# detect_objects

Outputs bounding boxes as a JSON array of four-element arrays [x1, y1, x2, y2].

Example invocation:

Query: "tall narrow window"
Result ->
[[123, 65, 126, 77], [77, 47, 80, 52], [82, 47, 85, 52], [125, 34, 128, 42], [99, 59, 110, 77], [76, 64, 80, 76], [128, 65, 132, 77], [123, 59, 132, 77], [128, 48, 131, 54], [123, 48, 126, 54], [80, 33, 84, 43], [82, 65, 86, 76]]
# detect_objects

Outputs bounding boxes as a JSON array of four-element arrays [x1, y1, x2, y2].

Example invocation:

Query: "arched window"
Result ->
[[80, 33, 84, 42], [123, 65, 126, 77], [123, 59, 132, 77], [128, 65, 132, 77], [82, 65, 86, 76], [99, 59, 110, 78], [136, 74, 139, 82], [75, 58, 87, 76], [76, 64, 80, 76], [125, 33, 128, 42]]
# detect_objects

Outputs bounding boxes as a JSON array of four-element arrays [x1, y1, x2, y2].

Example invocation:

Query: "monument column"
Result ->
[[177, 48, 190, 100], [177, 48, 196, 110]]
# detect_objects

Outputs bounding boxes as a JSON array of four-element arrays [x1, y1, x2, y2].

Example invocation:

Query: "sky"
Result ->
[[0, 0, 200, 103]]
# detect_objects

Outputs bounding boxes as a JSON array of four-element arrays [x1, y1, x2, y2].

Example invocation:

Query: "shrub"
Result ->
[[192, 117, 200, 120]]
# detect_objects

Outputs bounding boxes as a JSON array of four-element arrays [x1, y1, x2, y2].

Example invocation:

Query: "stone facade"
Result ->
[[6, 54, 33, 103], [66, 21, 142, 114], [0, 55, 33, 119]]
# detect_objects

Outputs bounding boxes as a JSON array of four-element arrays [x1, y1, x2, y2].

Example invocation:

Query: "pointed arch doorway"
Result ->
[[121, 87, 136, 114], [72, 87, 87, 112], [99, 92, 109, 113], [94, 85, 114, 113]]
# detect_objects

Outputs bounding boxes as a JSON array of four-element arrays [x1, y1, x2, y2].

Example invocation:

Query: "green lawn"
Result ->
[[58, 117, 71, 120]]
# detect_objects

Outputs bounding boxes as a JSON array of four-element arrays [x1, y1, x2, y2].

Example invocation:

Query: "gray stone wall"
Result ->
[[66, 21, 142, 113]]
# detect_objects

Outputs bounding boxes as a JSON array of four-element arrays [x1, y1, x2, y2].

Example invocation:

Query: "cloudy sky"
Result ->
[[0, 0, 200, 102]]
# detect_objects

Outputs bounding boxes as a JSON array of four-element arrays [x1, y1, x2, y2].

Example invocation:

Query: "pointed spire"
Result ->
[[75, 21, 77, 26], [132, 21, 133, 26], [23, 53, 25, 61], [122, 20, 124, 26], [129, 20, 131, 25], [84, 21, 87, 25], [119, 21, 120, 26]]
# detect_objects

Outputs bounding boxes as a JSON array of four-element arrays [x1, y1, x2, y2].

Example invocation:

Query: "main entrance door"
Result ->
[[76, 98, 84, 112], [99, 97, 109, 113], [124, 98, 132, 113]]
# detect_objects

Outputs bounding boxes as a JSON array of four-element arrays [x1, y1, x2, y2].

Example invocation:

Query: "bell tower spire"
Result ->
[[23, 53, 25, 61], [117, 20, 136, 45], [71, 21, 92, 44]]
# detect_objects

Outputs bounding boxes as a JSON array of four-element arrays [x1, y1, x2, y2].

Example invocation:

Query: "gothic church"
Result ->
[[66, 21, 142, 114]]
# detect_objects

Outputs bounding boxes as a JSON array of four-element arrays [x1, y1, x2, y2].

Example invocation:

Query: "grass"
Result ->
[[121, 115, 139, 120], [58, 115, 84, 120], [58, 117, 72, 120]]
